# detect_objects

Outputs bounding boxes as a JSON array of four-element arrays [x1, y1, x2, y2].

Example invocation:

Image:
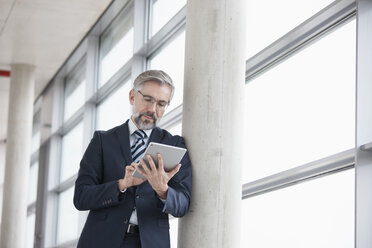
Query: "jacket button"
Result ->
[[124, 219, 128, 224], [136, 195, 140, 199]]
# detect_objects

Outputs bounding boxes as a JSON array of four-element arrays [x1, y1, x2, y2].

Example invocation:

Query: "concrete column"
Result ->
[[0, 64, 35, 248], [179, 0, 246, 247]]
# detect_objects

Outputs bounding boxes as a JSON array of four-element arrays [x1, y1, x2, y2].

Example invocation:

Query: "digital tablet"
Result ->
[[132, 142, 187, 179]]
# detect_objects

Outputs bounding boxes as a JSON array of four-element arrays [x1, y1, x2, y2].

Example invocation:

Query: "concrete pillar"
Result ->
[[0, 64, 35, 248], [179, 0, 246, 247]]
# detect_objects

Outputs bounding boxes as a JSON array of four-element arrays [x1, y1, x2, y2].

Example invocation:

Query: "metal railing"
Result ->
[[242, 148, 355, 199]]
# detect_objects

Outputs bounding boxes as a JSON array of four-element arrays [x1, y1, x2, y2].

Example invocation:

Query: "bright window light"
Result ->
[[241, 169, 355, 248], [150, 0, 186, 36], [149, 31, 185, 113], [245, 0, 334, 59], [243, 20, 356, 182], [96, 81, 132, 131]]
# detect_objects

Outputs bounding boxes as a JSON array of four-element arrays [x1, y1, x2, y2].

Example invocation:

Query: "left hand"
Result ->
[[135, 153, 181, 200]]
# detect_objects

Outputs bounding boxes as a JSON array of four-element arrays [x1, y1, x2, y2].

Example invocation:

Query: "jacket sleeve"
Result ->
[[73, 131, 122, 211], [161, 136, 192, 217]]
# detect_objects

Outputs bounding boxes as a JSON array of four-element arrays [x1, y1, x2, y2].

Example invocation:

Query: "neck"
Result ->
[[131, 116, 141, 129]]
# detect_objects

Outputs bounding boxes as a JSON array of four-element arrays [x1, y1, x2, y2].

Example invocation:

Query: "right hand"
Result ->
[[118, 163, 146, 191]]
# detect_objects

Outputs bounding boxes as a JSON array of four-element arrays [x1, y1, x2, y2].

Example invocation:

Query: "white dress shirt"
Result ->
[[127, 118, 152, 225]]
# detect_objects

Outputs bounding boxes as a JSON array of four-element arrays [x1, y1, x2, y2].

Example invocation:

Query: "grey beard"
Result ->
[[133, 111, 158, 130]]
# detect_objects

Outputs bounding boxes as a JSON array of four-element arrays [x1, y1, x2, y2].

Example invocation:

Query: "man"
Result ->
[[73, 70, 192, 248]]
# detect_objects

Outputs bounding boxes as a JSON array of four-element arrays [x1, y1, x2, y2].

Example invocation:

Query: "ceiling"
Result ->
[[0, 0, 113, 141]]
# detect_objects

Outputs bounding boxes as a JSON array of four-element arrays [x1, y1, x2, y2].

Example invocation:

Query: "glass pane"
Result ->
[[96, 81, 132, 131], [150, 0, 186, 36], [64, 65, 86, 122], [241, 169, 355, 248], [27, 161, 39, 205], [99, 6, 133, 87], [243, 20, 356, 182], [148, 31, 185, 113], [170, 217, 179, 248], [40, 85, 54, 144], [24, 214, 35, 248], [245, 0, 333, 59], [31, 111, 41, 155], [167, 122, 182, 136], [30, 131, 40, 155], [56, 186, 79, 245], [60, 122, 84, 182]]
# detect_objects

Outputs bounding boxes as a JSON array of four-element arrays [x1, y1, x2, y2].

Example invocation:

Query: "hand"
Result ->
[[118, 163, 146, 191], [135, 153, 181, 199]]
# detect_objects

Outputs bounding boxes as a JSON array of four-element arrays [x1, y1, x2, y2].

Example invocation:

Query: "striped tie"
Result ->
[[131, 130, 147, 163]]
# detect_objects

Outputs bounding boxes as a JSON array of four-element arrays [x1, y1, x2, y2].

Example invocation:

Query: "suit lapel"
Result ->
[[148, 127, 163, 144], [115, 120, 133, 166]]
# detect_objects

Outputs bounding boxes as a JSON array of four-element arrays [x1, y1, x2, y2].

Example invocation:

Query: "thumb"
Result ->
[[168, 164, 181, 178], [125, 165, 134, 172]]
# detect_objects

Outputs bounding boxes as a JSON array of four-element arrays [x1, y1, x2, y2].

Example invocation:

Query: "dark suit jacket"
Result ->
[[73, 120, 192, 248]]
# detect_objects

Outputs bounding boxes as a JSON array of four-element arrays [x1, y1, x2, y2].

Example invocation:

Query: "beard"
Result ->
[[133, 111, 159, 130]]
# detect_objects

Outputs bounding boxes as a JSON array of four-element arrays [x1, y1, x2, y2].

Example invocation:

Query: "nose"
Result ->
[[148, 101, 157, 113]]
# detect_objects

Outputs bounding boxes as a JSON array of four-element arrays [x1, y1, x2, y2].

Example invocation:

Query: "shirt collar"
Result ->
[[129, 117, 152, 138]]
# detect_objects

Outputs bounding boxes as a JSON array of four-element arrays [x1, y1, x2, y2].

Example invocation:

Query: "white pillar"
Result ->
[[179, 0, 246, 247], [0, 64, 35, 248]]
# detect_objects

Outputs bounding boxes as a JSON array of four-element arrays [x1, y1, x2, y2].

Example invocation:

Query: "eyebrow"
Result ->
[[141, 92, 169, 103]]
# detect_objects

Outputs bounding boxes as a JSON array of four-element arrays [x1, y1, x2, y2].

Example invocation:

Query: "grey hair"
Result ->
[[133, 70, 175, 101]]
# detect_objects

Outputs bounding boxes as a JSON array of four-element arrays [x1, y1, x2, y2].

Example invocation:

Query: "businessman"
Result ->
[[73, 70, 192, 248]]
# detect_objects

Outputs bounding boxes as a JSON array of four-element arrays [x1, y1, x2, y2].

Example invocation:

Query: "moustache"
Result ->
[[139, 112, 157, 121]]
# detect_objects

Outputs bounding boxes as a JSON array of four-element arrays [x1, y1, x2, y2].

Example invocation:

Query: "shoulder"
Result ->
[[95, 122, 127, 136], [154, 127, 185, 147], [89, 122, 129, 146]]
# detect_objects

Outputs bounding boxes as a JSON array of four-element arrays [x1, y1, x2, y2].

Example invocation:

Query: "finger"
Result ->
[[157, 153, 164, 172], [146, 155, 157, 171], [139, 158, 151, 174], [168, 164, 181, 178], [134, 177, 146, 184], [125, 165, 134, 174], [135, 163, 147, 177]]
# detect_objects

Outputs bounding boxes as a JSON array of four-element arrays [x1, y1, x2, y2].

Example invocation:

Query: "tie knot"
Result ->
[[133, 130, 146, 140]]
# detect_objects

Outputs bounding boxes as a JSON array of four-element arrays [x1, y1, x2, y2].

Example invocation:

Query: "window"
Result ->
[[25, 214, 36, 248], [245, 0, 334, 58], [96, 81, 132, 130], [99, 5, 134, 87], [150, 0, 186, 36], [56, 186, 79, 245], [241, 170, 354, 247], [64, 65, 86, 122], [167, 122, 182, 136], [31, 111, 41, 155], [60, 122, 84, 182], [243, 20, 356, 182], [170, 218, 179, 248], [148, 31, 185, 113], [27, 161, 39, 205]]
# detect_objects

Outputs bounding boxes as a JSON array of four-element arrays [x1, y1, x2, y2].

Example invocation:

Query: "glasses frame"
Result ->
[[137, 90, 170, 111]]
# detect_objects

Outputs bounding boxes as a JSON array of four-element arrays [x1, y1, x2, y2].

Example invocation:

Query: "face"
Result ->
[[130, 81, 172, 130]]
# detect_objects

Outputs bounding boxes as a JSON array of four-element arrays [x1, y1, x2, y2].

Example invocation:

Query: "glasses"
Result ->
[[137, 90, 169, 111]]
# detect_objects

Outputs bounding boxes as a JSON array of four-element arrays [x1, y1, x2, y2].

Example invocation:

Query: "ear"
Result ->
[[129, 89, 135, 105]]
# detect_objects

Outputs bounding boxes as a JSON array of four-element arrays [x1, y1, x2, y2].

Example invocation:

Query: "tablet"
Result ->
[[132, 142, 187, 179]]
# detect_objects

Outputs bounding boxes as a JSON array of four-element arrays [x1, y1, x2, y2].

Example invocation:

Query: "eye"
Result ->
[[143, 96, 153, 103], [157, 101, 168, 108]]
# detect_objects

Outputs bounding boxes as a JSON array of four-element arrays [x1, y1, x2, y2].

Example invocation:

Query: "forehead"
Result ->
[[140, 81, 171, 100]]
